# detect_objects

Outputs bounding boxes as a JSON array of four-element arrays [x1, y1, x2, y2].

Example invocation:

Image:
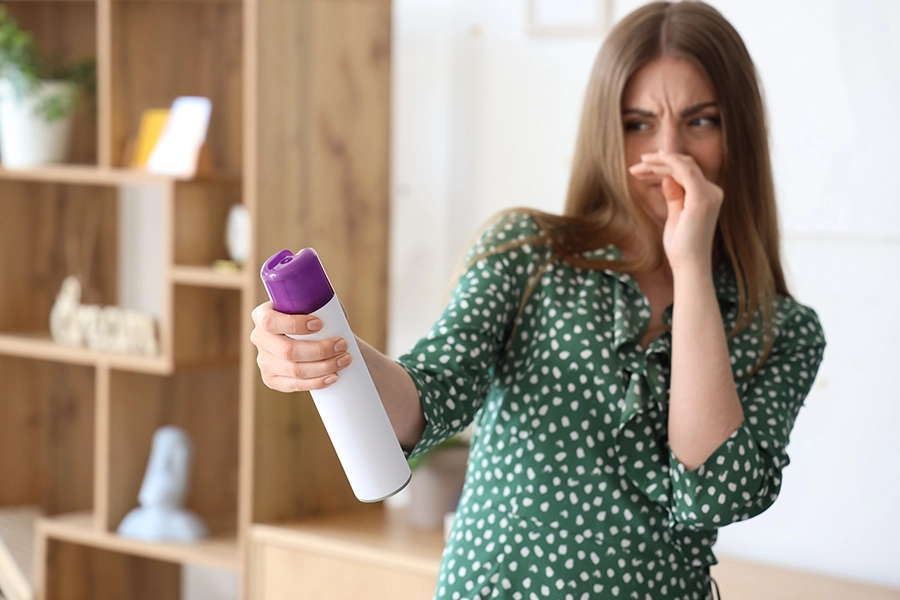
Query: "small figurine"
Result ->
[[117, 426, 209, 543]]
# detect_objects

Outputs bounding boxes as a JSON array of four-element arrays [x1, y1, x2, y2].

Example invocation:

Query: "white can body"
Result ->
[[288, 294, 412, 502]]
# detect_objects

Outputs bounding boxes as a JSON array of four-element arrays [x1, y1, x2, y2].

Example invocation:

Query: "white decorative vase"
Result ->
[[0, 78, 75, 168], [407, 445, 469, 529]]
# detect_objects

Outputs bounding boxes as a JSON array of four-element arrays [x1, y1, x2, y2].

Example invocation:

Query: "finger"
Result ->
[[255, 303, 324, 336], [630, 162, 674, 177], [641, 153, 703, 197], [639, 150, 694, 164], [631, 173, 665, 184], [255, 329, 348, 362], [263, 373, 340, 393], [661, 176, 686, 203], [284, 336, 348, 362], [260, 348, 353, 380], [629, 161, 670, 174]]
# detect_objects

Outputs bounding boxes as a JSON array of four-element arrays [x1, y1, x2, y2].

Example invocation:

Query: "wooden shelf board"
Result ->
[[0, 332, 171, 374], [113, 0, 241, 3], [0, 165, 239, 187], [253, 506, 445, 578], [37, 513, 240, 573], [171, 266, 248, 290], [0, 506, 41, 600], [710, 554, 900, 600]]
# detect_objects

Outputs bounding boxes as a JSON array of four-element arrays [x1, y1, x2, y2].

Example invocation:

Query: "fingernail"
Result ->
[[324, 374, 338, 385], [337, 354, 353, 367], [334, 339, 349, 353], [308, 319, 323, 332]]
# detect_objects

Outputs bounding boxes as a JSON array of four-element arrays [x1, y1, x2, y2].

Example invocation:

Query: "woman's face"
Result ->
[[622, 56, 724, 226]]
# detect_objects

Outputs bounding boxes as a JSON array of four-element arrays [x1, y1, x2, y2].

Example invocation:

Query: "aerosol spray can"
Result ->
[[260, 248, 412, 502]]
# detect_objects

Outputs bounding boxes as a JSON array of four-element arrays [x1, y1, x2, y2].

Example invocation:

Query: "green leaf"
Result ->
[[407, 434, 469, 471], [0, 8, 96, 122]]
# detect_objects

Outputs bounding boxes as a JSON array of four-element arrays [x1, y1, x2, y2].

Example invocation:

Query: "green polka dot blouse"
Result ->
[[396, 212, 827, 600]]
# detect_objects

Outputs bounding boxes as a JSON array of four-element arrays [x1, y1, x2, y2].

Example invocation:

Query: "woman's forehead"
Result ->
[[622, 57, 716, 109]]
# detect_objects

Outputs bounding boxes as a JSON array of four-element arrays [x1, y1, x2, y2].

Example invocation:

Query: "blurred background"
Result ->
[[0, 0, 896, 599]]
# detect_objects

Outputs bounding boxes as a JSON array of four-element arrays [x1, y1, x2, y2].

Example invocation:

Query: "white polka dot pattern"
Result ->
[[397, 212, 827, 599]]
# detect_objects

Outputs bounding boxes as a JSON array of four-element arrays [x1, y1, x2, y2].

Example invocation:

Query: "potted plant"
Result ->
[[0, 7, 96, 168]]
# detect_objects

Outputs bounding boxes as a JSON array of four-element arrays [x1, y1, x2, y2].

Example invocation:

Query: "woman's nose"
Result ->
[[658, 124, 684, 154]]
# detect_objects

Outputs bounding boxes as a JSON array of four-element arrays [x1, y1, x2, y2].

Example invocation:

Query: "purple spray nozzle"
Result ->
[[260, 248, 335, 315]]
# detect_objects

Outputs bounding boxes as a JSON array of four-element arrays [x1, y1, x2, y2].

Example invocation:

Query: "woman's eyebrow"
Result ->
[[622, 102, 719, 118]]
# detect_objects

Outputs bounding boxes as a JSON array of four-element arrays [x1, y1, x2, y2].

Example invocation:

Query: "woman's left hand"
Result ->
[[628, 150, 723, 272]]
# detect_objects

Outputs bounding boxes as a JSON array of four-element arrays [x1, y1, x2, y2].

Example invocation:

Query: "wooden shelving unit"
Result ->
[[36, 513, 240, 574], [0, 0, 418, 599], [250, 508, 445, 600]]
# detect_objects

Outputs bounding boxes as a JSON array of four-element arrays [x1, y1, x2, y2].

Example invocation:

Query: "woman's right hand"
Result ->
[[250, 301, 354, 393]]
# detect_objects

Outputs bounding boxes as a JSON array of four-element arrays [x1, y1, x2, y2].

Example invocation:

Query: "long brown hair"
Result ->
[[450, 0, 790, 379]]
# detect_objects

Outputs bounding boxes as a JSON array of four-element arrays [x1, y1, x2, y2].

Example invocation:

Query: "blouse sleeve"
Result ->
[[667, 301, 827, 530], [395, 211, 545, 460]]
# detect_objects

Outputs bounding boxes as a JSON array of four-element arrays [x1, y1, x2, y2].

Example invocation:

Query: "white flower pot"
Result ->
[[0, 78, 75, 168], [407, 446, 469, 529]]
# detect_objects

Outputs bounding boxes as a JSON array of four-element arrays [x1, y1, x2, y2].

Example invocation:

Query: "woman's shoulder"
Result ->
[[464, 209, 547, 262]]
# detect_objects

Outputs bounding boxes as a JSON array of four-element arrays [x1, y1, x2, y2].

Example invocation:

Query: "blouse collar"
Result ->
[[580, 244, 740, 306]]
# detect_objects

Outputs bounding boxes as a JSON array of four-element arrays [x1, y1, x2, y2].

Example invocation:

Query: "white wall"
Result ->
[[118, 187, 164, 319], [389, 0, 900, 590]]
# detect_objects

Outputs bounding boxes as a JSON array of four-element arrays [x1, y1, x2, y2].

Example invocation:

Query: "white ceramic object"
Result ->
[[117, 426, 209, 543], [407, 445, 469, 529], [0, 78, 75, 168], [444, 511, 456, 542], [49, 276, 159, 357], [226, 203, 250, 265]]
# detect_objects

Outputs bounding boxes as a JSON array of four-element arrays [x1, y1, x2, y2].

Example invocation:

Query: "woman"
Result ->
[[250, 1, 827, 598]]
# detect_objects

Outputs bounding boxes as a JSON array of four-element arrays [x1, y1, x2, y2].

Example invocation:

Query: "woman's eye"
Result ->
[[624, 121, 648, 132], [690, 116, 721, 127]]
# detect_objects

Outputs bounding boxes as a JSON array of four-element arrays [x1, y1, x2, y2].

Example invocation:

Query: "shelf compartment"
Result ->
[[110, 1, 243, 173], [172, 179, 243, 268], [0, 2, 98, 165], [103, 368, 239, 538], [171, 286, 242, 367], [38, 530, 179, 600], [0, 358, 94, 516], [39, 512, 240, 573], [0, 181, 119, 335]]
